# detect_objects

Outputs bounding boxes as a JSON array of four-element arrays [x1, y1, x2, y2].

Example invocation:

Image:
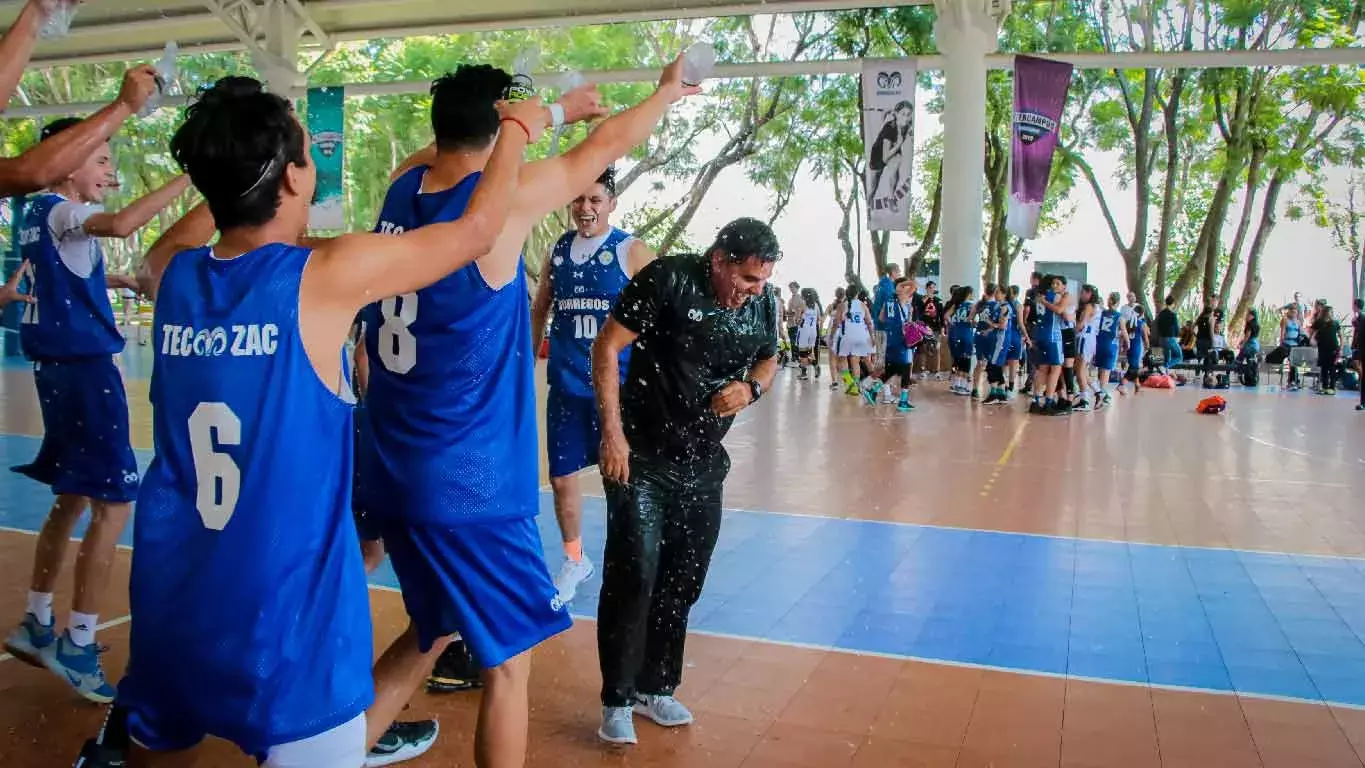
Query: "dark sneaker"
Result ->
[[427, 639, 482, 693], [366, 720, 439, 767]]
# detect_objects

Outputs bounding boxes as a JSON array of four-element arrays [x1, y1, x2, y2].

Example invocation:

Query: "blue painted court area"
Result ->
[[1, 432, 1365, 708]]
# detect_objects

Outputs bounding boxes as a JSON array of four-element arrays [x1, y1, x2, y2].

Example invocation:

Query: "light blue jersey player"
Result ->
[[1093, 294, 1126, 405], [4, 116, 189, 705], [97, 77, 539, 767], [362, 59, 694, 765], [531, 167, 654, 605]]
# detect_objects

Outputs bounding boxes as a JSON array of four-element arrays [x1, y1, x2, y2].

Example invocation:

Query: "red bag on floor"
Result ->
[[1196, 395, 1227, 414], [1143, 373, 1174, 389]]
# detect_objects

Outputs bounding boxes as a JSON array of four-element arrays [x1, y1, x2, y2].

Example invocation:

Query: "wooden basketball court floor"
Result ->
[[1, 347, 1365, 767]]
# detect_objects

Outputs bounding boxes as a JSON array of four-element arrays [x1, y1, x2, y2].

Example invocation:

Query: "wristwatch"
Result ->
[[746, 379, 763, 402]]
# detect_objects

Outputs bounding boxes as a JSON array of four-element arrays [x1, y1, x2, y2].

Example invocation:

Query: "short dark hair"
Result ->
[[171, 77, 307, 230], [712, 217, 781, 263], [1164, 295, 1175, 306], [595, 166, 617, 197], [1355, 298, 1363, 310], [925, 280, 936, 289], [430, 65, 513, 152], [894, 276, 911, 287], [40, 117, 83, 142]]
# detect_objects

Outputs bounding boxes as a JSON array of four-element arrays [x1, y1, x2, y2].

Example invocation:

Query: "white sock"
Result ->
[[27, 591, 53, 625], [68, 612, 97, 647]]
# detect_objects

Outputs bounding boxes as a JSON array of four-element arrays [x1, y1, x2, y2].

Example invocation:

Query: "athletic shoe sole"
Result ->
[[633, 702, 694, 728], [365, 721, 439, 767], [426, 677, 483, 693], [3, 638, 47, 669], [596, 728, 639, 745]]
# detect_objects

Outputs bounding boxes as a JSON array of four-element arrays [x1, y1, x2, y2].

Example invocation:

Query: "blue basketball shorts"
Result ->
[[379, 515, 573, 667], [1030, 335, 1064, 367], [1093, 342, 1120, 373], [546, 387, 601, 479], [351, 402, 381, 543], [13, 356, 138, 503]]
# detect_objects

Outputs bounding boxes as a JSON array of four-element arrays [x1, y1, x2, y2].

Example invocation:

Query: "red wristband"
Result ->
[[500, 116, 531, 141]]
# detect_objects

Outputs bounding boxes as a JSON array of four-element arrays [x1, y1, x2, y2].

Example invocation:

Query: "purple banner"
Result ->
[[1007, 55, 1073, 239]]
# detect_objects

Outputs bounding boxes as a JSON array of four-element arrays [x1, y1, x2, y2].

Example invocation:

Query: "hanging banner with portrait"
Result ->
[[1006, 55, 1073, 239], [860, 59, 916, 232], [306, 86, 345, 231]]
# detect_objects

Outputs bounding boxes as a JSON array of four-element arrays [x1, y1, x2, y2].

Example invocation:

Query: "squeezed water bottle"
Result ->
[[139, 42, 179, 117], [37, 0, 78, 40], [680, 42, 716, 87], [504, 46, 539, 103]]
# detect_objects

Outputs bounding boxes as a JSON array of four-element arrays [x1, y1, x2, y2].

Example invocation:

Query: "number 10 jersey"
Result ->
[[121, 243, 373, 756], [546, 228, 634, 399]]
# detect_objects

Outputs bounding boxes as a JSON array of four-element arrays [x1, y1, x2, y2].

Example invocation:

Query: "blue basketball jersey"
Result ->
[[948, 300, 975, 339], [362, 166, 538, 524], [975, 299, 998, 333], [121, 244, 372, 754], [884, 301, 912, 364], [546, 228, 633, 399], [1096, 309, 1121, 349], [17, 193, 123, 360], [1036, 290, 1062, 340]]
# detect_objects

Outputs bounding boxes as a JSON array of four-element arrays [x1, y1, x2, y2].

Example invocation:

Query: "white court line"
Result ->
[[0, 615, 131, 664], [570, 492, 1365, 564], [0, 532, 1358, 711]]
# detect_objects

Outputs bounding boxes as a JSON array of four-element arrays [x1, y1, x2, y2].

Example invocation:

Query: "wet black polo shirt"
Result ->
[[611, 253, 778, 465]]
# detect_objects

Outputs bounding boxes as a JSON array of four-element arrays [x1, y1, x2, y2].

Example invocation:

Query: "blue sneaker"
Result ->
[[4, 612, 55, 668], [42, 631, 116, 704]]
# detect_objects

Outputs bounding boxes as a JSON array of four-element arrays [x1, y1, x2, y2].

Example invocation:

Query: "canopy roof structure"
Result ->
[[0, 0, 932, 68]]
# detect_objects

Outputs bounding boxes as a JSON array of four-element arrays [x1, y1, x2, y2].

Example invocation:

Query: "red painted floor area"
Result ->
[[1, 356, 1364, 766]]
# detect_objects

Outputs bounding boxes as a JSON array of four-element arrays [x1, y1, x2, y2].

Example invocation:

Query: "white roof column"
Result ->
[[251, 0, 303, 95], [933, 0, 1006, 293]]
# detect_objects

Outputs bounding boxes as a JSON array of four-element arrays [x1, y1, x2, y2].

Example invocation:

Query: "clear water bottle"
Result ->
[[504, 46, 539, 103], [681, 42, 716, 87], [37, 0, 78, 40], [139, 42, 179, 118], [557, 70, 586, 94]]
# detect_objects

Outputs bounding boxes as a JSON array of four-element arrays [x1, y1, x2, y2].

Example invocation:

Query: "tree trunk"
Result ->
[[1150, 69, 1189, 307], [833, 169, 859, 285], [907, 166, 943, 278], [1217, 145, 1265, 311], [1230, 174, 1287, 332]]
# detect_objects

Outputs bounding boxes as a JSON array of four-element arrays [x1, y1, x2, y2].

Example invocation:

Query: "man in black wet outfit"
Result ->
[[589, 217, 780, 746]]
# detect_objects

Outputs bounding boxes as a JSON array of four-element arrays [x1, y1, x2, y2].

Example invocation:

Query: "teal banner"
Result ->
[[307, 86, 345, 230]]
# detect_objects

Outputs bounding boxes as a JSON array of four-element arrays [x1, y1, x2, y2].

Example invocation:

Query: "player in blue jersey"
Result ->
[[1123, 304, 1151, 395], [1005, 284, 1026, 392], [1028, 275, 1069, 415], [362, 58, 696, 767], [970, 284, 998, 399], [980, 284, 1014, 405], [3, 116, 189, 703], [1091, 292, 1127, 408], [1072, 284, 1101, 412], [944, 285, 976, 395], [68, 77, 545, 768], [531, 166, 655, 605]]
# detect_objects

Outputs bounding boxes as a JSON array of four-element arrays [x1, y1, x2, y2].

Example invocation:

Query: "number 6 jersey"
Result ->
[[120, 243, 373, 755], [360, 166, 538, 525], [546, 228, 634, 398]]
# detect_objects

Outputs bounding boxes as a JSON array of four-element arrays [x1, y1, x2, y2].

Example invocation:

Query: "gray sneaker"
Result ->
[[597, 706, 637, 745], [633, 694, 694, 727]]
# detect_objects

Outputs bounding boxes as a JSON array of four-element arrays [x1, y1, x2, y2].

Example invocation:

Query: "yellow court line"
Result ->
[[997, 418, 1029, 468]]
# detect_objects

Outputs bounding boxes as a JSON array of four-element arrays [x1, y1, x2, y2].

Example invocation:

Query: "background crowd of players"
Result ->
[[776, 266, 1365, 415]]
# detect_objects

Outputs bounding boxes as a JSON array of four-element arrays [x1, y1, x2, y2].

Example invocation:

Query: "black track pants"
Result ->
[[597, 450, 728, 708]]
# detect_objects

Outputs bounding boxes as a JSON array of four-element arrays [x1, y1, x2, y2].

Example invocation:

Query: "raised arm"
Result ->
[[512, 57, 698, 223], [0, 260, 35, 307], [307, 99, 546, 313], [137, 201, 215, 300], [0, 66, 159, 196], [626, 239, 655, 276], [0, 0, 44, 110], [84, 176, 191, 239]]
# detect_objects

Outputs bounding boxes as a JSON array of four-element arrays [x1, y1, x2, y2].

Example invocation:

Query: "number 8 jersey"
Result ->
[[360, 166, 539, 524], [546, 228, 634, 398], [121, 243, 373, 755]]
